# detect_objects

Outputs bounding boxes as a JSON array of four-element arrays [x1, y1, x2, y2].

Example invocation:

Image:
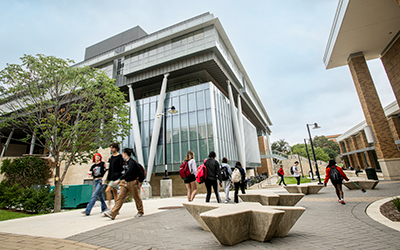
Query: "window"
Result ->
[[180, 113, 188, 141], [196, 91, 204, 110], [189, 112, 197, 141]]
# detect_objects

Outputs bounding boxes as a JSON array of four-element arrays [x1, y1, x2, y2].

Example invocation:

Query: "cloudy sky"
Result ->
[[0, 0, 396, 146]]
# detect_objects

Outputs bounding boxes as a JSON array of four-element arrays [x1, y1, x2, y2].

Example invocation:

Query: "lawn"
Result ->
[[276, 176, 314, 185], [0, 210, 37, 222]]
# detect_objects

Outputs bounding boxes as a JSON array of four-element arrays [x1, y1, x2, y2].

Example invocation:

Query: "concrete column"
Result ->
[[237, 94, 246, 168], [227, 81, 245, 170], [128, 84, 144, 167], [348, 52, 400, 179], [388, 116, 400, 141], [381, 36, 400, 108], [146, 73, 169, 182], [397, 0, 400, 8], [29, 132, 36, 155], [1, 128, 14, 157]]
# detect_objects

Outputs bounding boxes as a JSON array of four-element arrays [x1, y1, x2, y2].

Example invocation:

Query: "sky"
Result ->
[[0, 0, 396, 146]]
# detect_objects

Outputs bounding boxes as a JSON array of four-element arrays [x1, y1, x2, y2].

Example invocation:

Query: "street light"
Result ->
[[304, 139, 314, 180], [297, 154, 305, 178], [161, 106, 178, 179], [306, 123, 322, 184]]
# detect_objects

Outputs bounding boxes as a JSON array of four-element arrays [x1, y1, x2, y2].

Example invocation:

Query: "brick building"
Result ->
[[324, 0, 400, 180]]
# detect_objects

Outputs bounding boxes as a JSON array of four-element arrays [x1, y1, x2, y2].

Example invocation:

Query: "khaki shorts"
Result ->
[[106, 180, 119, 190]]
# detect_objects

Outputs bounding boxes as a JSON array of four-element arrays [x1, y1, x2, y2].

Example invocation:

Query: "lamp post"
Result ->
[[304, 139, 314, 180], [162, 106, 178, 179], [306, 123, 322, 184], [297, 154, 305, 178]]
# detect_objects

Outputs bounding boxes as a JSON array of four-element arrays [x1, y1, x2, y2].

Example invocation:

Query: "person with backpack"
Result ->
[[204, 151, 222, 203], [104, 143, 124, 210], [232, 161, 246, 203], [324, 159, 349, 204], [82, 153, 108, 215], [277, 165, 287, 186], [182, 150, 197, 202], [220, 157, 232, 203], [291, 161, 301, 185], [104, 148, 144, 220]]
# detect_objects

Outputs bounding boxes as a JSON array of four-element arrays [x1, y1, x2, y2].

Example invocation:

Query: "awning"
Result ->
[[339, 146, 375, 156]]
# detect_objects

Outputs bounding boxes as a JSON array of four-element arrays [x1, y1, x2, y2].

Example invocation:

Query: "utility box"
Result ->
[[50, 184, 93, 208], [365, 168, 379, 180]]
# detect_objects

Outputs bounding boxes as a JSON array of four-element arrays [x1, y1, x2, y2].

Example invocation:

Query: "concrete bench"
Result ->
[[283, 184, 324, 195], [238, 193, 304, 206], [343, 180, 379, 190], [183, 202, 305, 246]]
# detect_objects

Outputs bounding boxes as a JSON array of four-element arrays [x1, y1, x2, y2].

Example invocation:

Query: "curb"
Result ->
[[366, 196, 400, 232]]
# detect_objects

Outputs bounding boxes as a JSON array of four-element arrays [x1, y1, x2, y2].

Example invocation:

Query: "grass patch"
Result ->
[[277, 177, 313, 185], [0, 209, 37, 222]]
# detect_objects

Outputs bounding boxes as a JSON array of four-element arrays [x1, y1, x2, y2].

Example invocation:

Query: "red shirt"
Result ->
[[324, 165, 349, 184], [278, 168, 284, 176]]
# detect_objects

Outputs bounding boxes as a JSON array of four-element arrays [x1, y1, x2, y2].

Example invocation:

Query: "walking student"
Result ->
[[324, 160, 349, 204], [104, 148, 144, 220], [105, 143, 124, 209], [292, 161, 301, 185], [232, 161, 246, 203], [204, 151, 222, 203], [278, 165, 287, 186], [220, 157, 232, 203], [183, 150, 198, 202], [82, 153, 108, 215]]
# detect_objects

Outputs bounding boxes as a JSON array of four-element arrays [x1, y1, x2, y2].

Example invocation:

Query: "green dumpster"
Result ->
[[365, 168, 379, 180], [50, 184, 93, 208]]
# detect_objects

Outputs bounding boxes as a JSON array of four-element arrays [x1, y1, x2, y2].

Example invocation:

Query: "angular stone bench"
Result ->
[[343, 180, 379, 190], [283, 184, 324, 195], [307, 184, 324, 194], [238, 193, 304, 206], [183, 202, 306, 246]]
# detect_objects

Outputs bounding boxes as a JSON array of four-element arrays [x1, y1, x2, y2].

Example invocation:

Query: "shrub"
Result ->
[[392, 197, 400, 212], [0, 156, 54, 188]]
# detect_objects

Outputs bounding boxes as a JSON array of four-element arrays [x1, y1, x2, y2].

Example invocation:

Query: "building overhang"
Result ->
[[324, 0, 400, 69]]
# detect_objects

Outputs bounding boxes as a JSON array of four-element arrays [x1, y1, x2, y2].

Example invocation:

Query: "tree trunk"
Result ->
[[54, 162, 62, 212]]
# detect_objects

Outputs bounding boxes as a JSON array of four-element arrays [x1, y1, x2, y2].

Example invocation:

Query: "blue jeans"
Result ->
[[85, 178, 107, 214]]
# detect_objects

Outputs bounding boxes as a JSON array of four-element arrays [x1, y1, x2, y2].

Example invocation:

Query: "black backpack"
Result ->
[[290, 166, 295, 175], [220, 165, 230, 181], [134, 160, 146, 183], [330, 166, 341, 182]]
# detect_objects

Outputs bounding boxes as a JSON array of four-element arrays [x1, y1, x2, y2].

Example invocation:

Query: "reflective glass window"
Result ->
[[173, 143, 180, 163], [181, 142, 188, 160], [188, 93, 195, 112], [197, 110, 206, 140], [180, 95, 187, 113], [180, 113, 188, 141], [172, 115, 179, 143], [150, 102, 156, 119], [190, 140, 198, 159], [141, 121, 149, 147], [199, 139, 208, 161], [166, 116, 171, 143], [205, 90, 211, 109], [143, 103, 149, 120], [196, 91, 204, 110], [206, 109, 213, 138], [189, 112, 197, 141]]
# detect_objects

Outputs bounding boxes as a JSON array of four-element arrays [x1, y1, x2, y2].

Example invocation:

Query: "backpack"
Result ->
[[290, 166, 295, 175], [134, 160, 146, 183], [330, 166, 342, 182], [179, 161, 191, 179], [196, 159, 208, 184], [231, 168, 241, 183], [220, 165, 230, 181]]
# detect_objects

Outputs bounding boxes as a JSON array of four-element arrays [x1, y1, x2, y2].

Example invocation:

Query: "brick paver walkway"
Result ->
[[66, 180, 400, 250]]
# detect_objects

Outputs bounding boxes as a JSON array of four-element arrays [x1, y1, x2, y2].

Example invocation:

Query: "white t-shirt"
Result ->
[[292, 165, 300, 177], [188, 159, 197, 175]]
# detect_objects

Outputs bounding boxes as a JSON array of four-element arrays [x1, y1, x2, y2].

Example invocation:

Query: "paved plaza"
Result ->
[[0, 179, 399, 250]]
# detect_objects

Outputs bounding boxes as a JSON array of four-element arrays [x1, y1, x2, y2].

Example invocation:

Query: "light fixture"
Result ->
[[313, 123, 321, 129], [169, 106, 178, 114]]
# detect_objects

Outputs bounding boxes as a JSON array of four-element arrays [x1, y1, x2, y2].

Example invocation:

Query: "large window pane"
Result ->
[[196, 91, 204, 110], [199, 139, 208, 161], [149, 120, 154, 144], [172, 97, 179, 110], [142, 121, 149, 147], [142, 147, 149, 167], [188, 93, 195, 112], [189, 112, 197, 141], [190, 140, 198, 160], [205, 90, 211, 109], [172, 115, 179, 143], [167, 143, 172, 165], [150, 102, 156, 119], [156, 145, 163, 166], [180, 113, 188, 141], [136, 102, 142, 121], [143, 103, 149, 120], [181, 141, 188, 160], [173, 143, 180, 163], [166, 116, 171, 143], [206, 108, 213, 138], [180, 95, 187, 113], [197, 110, 206, 140]]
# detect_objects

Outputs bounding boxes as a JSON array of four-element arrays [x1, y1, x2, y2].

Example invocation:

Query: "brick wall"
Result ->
[[388, 116, 400, 141], [382, 36, 400, 109], [257, 136, 273, 176]]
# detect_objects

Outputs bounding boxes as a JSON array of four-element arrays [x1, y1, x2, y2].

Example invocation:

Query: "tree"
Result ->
[[291, 143, 330, 162], [313, 135, 340, 154], [0, 54, 131, 212], [271, 139, 291, 153], [322, 147, 338, 159]]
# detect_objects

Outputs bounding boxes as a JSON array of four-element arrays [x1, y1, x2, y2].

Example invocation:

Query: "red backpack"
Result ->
[[196, 159, 208, 184], [179, 161, 191, 179]]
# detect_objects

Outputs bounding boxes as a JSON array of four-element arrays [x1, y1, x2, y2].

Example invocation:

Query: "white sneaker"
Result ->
[[224, 200, 228, 203], [134, 213, 143, 218]]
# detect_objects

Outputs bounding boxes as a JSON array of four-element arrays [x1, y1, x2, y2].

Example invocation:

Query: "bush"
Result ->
[[392, 197, 400, 212], [0, 156, 54, 188]]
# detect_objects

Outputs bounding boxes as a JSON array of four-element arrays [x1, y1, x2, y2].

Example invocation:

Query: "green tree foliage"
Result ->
[[0, 54, 131, 212], [313, 135, 340, 154], [0, 156, 53, 188], [271, 139, 291, 153], [292, 143, 330, 162], [322, 147, 338, 159]]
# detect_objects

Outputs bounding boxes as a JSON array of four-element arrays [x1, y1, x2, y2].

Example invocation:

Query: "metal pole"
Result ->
[[304, 139, 314, 180], [163, 108, 169, 179], [1, 128, 15, 157], [307, 124, 322, 184], [297, 154, 304, 178]]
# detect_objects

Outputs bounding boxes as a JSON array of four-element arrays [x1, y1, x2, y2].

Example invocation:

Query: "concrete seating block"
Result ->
[[307, 184, 324, 194], [343, 180, 379, 190], [238, 193, 280, 205], [200, 202, 285, 246], [182, 203, 219, 231], [277, 193, 305, 206], [284, 185, 308, 194], [267, 206, 306, 237]]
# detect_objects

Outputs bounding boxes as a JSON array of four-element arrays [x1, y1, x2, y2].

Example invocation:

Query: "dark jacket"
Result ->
[[107, 154, 124, 181], [118, 158, 141, 182], [205, 158, 221, 182]]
